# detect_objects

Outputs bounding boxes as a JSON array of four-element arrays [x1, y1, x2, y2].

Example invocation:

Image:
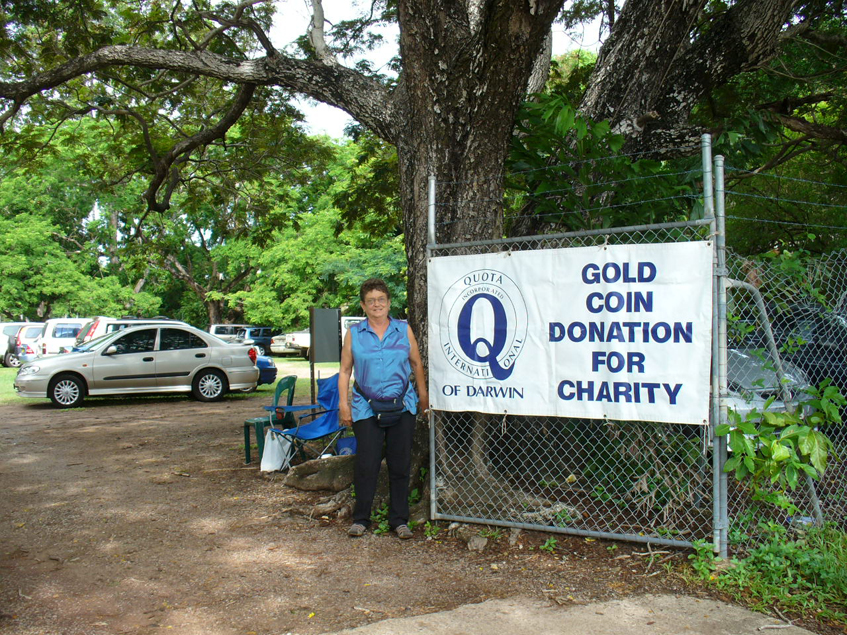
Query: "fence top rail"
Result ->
[[427, 218, 714, 251]]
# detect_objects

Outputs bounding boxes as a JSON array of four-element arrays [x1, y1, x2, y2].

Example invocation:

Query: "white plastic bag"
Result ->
[[260, 429, 293, 472]]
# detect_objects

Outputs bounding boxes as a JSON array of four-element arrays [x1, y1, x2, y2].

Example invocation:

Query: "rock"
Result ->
[[467, 535, 488, 552], [311, 489, 353, 516], [509, 527, 522, 546], [520, 502, 580, 526], [284, 455, 355, 492], [453, 524, 488, 552]]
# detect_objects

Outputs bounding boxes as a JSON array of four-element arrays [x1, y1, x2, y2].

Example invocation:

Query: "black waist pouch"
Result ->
[[355, 381, 408, 427], [368, 397, 406, 427]]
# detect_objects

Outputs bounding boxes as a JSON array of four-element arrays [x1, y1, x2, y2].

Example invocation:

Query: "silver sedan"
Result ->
[[14, 324, 259, 408]]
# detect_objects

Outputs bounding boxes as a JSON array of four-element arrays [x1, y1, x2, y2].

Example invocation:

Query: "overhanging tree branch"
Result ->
[[140, 82, 257, 215], [0, 45, 395, 139]]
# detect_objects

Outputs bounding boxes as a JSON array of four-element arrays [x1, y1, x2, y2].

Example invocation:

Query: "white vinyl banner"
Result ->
[[428, 241, 713, 425]]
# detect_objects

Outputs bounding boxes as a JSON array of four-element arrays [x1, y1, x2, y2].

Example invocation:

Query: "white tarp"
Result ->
[[428, 241, 713, 424]]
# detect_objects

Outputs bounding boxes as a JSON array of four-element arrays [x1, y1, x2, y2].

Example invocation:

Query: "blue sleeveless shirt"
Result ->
[[350, 318, 418, 422]]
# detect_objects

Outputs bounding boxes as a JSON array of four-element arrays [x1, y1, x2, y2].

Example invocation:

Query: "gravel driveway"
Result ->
[[0, 393, 724, 635]]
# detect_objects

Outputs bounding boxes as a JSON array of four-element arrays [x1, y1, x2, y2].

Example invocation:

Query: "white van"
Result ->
[[35, 318, 89, 357], [208, 324, 251, 342]]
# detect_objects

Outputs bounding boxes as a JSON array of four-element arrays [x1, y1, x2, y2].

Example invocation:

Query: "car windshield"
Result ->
[[74, 331, 123, 352]]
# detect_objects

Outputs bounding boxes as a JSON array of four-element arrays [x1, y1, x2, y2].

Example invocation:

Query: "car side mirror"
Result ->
[[104, 345, 118, 355]]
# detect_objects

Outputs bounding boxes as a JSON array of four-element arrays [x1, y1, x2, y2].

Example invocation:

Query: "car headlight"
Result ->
[[18, 365, 40, 375]]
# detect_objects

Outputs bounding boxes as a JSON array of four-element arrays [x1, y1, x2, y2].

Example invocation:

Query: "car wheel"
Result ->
[[48, 374, 85, 408], [192, 369, 228, 402], [4, 352, 21, 368], [301, 348, 310, 360], [254, 345, 266, 356]]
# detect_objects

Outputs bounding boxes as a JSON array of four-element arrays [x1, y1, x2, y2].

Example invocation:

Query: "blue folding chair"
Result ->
[[273, 373, 344, 460]]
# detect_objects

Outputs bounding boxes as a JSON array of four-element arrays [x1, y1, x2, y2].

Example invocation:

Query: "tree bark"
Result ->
[[580, 0, 799, 155], [394, 0, 565, 347]]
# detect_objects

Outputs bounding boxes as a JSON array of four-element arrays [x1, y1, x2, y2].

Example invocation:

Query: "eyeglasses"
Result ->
[[364, 297, 388, 306]]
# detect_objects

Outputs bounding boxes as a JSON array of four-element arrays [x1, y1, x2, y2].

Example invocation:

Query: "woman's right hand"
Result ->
[[339, 403, 353, 427]]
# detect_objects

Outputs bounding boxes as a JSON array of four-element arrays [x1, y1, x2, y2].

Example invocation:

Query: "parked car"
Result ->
[[726, 347, 811, 418], [256, 355, 277, 387], [341, 316, 365, 332], [270, 333, 298, 356], [27, 318, 89, 360], [770, 303, 847, 392], [208, 324, 251, 342], [234, 326, 279, 357], [14, 324, 260, 408], [284, 329, 311, 359], [74, 316, 187, 347], [1, 322, 39, 367], [6, 323, 44, 368]]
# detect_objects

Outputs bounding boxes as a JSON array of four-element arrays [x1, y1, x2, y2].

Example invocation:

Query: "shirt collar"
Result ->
[[362, 317, 400, 335]]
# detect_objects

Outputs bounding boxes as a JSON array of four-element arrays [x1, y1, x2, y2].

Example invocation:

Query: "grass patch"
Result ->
[[688, 523, 847, 627], [0, 367, 32, 405]]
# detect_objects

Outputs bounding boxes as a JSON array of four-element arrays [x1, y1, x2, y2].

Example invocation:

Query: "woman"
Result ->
[[338, 278, 429, 539]]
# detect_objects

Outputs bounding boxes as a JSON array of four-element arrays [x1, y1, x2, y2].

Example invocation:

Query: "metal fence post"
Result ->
[[427, 174, 438, 524], [715, 155, 729, 558], [428, 175, 437, 246], [702, 134, 714, 221], [706, 136, 722, 554]]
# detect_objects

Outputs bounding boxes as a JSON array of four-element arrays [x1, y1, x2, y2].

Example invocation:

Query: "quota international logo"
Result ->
[[438, 269, 528, 380]]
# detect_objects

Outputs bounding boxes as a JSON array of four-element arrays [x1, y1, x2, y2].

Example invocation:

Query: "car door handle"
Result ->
[[143, 357, 154, 362], [195, 353, 206, 358]]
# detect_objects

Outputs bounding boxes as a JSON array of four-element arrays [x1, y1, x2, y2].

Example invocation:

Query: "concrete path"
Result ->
[[326, 595, 813, 635]]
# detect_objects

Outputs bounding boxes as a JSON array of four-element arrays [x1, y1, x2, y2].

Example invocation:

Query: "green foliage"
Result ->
[[423, 521, 441, 539], [479, 527, 504, 540], [692, 10, 847, 256], [582, 427, 702, 512], [545, 50, 597, 105], [539, 537, 558, 553], [0, 112, 402, 326], [690, 525, 847, 624], [688, 539, 719, 577], [552, 509, 573, 527], [717, 382, 842, 513], [506, 92, 702, 234], [370, 502, 390, 535], [236, 141, 407, 330], [333, 131, 401, 236]]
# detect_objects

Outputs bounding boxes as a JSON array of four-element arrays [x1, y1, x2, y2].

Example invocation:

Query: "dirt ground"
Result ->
[[0, 388, 827, 635]]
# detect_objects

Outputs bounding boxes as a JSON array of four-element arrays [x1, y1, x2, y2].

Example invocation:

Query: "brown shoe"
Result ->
[[348, 523, 367, 537], [395, 524, 413, 540]]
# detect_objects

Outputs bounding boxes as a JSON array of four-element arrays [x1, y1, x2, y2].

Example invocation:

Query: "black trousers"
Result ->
[[351, 412, 416, 528]]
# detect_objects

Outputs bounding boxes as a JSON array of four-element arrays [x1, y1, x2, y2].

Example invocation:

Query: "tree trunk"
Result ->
[[395, 0, 564, 345], [393, 0, 564, 490], [206, 299, 225, 326]]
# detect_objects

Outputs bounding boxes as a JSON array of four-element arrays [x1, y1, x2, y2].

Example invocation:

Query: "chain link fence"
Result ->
[[723, 248, 847, 552], [426, 147, 847, 553], [428, 221, 717, 548]]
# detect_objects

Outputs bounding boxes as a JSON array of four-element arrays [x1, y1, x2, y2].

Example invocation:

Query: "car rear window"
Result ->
[[160, 328, 207, 351], [52, 323, 83, 339], [3, 325, 22, 336], [23, 326, 43, 338]]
